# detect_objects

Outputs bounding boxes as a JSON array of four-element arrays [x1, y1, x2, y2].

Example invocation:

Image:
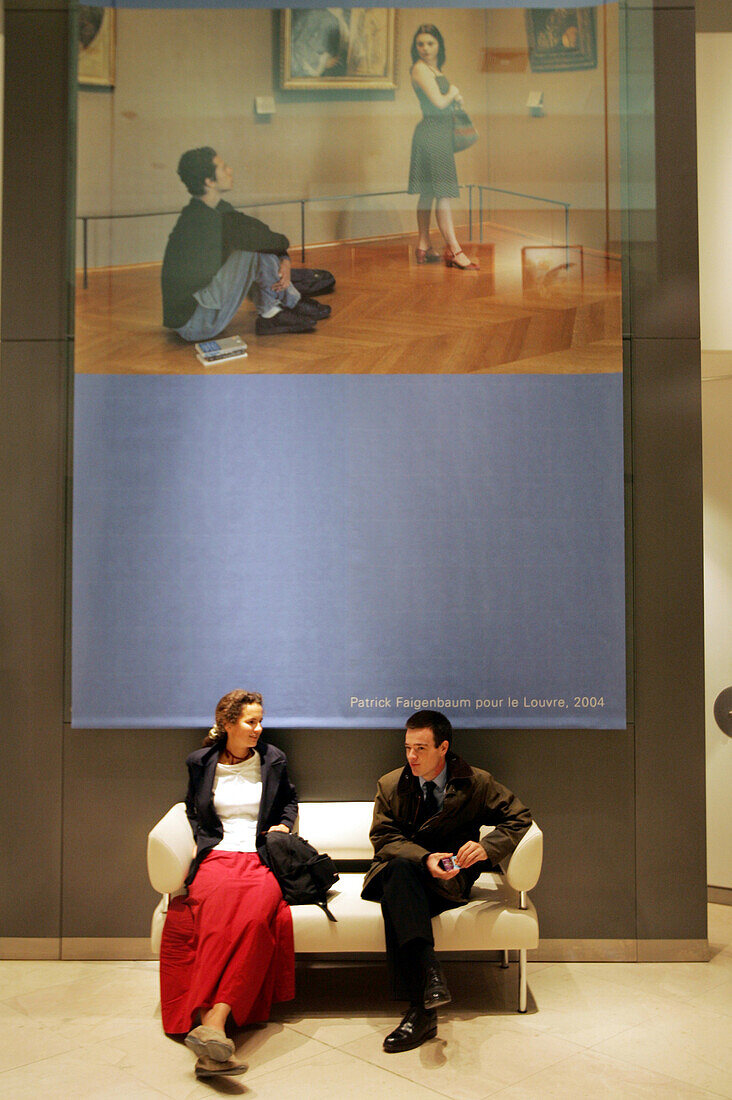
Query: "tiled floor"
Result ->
[[1, 905, 730, 1099]]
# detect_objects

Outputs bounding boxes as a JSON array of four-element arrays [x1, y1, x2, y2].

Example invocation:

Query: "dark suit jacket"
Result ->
[[184, 739, 298, 885], [361, 752, 531, 904]]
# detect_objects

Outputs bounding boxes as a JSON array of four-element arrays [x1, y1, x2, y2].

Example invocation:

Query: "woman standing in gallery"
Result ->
[[408, 24, 478, 269], [159, 689, 297, 1079]]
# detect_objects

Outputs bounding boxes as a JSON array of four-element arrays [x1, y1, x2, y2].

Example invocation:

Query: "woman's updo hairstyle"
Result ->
[[203, 689, 263, 746], [410, 24, 446, 69]]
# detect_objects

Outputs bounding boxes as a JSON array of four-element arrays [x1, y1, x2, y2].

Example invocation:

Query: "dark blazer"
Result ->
[[361, 752, 531, 904], [184, 739, 298, 885]]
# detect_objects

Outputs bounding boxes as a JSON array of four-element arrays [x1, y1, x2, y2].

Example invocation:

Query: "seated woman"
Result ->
[[159, 689, 297, 1078]]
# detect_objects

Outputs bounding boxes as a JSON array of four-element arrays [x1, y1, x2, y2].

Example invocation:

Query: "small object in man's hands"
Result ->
[[439, 855, 460, 872]]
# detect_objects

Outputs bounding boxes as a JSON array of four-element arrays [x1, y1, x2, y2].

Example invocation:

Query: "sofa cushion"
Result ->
[[291, 872, 538, 953], [297, 802, 374, 859]]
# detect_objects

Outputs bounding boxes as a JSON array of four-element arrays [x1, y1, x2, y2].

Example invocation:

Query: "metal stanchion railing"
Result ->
[[77, 183, 569, 284], [476, 185, 570, 250]]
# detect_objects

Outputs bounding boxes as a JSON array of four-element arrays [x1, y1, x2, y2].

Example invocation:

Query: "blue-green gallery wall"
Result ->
[[0, 0, 707, 958]]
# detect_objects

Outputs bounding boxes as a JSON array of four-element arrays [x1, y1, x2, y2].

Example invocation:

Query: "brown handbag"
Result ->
[[453, 106, 478, 153]]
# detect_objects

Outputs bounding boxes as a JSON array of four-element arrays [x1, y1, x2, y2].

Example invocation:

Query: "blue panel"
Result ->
[[72, 374, 625, 729]]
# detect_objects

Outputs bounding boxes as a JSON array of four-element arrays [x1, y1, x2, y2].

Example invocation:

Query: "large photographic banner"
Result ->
[[72, 2, 626, 729]]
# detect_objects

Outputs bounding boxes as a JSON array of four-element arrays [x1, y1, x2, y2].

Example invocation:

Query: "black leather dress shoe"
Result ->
[[383, 1006, 437, 1053], [293, 298, 331, 321], [423, 964, 452, 1009], [255, 311, 315, 336]]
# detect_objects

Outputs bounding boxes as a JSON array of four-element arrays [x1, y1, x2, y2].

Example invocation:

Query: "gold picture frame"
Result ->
[[78, 6, 116, 88], [280, 9, 396, 91], [525, 8, 597, 73]]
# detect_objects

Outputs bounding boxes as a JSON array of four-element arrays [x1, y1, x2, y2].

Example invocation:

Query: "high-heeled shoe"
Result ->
[[415, 247, 441, 264], [444, 248, 479, 270]]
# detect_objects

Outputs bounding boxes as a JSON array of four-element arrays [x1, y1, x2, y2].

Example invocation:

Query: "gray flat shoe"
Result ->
[[194, 1055, 248, 1078], [184, 1024, 235, 1062]]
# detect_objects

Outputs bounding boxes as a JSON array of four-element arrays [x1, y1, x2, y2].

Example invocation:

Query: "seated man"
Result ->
[[162, 147, 330, 339], [362, 709, 532, 1053]]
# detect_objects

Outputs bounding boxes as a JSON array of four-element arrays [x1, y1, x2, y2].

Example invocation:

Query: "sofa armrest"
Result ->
[[502, 821, 543, 892], [147, 802, 195, 894]]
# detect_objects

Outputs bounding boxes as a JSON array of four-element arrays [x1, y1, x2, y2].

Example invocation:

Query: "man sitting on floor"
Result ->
[[161, 146, 330, 339]]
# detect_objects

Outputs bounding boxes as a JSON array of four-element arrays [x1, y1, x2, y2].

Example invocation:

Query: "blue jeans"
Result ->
[[176, 251, 301, 342]]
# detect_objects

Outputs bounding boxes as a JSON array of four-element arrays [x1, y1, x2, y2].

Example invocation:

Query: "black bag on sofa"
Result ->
[[290, 267, 336, 297], [263, 831, 339, 921]]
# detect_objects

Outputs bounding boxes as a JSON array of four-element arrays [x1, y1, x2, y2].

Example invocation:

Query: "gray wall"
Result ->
[[1, 1, 707, 956], [696, 0, 732, 33]]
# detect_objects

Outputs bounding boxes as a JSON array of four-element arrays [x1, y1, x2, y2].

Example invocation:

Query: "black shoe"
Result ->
[[383, 1006, 437, 1053], [255, 311, 315, 336], [423, 964, 452, 1010], [293, 298, 331, 321]]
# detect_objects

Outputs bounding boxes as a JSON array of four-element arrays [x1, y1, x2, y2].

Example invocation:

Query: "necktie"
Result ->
[[422, 779, 439, 819]]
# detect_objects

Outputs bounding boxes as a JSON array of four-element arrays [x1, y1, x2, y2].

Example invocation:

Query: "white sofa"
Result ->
[[147, 801, 543, 1012]]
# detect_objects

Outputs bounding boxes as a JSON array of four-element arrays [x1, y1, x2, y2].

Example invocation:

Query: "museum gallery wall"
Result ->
[[71, 2, 625, 730]]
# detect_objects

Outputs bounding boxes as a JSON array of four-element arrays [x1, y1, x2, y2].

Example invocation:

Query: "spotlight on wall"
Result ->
[[254, 96, 276, 119], [527, 90, 544, 118]]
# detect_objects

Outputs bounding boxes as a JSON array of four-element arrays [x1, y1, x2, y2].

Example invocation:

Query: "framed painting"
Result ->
[[78, 6, 116, 88], [280, 9, 396, 91], [525, 8, 597, 73]]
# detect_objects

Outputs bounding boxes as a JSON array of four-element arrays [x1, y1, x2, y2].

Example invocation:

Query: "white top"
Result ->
[[212, 752, 262, 852]]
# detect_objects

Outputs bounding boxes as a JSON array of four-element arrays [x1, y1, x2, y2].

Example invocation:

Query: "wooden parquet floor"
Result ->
[[74, 230, 622, 375]]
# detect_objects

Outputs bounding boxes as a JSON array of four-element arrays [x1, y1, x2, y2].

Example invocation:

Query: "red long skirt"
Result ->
[[159, 850, 295, 1035]]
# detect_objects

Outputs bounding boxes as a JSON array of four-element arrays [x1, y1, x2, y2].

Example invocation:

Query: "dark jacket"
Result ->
[[161, 198, 290, 329], [362, 752, 531, 904], [184, 739, 298, 885]]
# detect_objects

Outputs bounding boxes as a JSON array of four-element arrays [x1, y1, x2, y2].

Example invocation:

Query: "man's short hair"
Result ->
[[405, 709, 452, 748], [177, 147, 217, 196]]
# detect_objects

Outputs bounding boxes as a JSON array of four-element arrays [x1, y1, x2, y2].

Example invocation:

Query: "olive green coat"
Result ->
[[361, 752, 532, 904]]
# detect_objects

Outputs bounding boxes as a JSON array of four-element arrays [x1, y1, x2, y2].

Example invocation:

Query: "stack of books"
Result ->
[[195, 336, 248, 366]]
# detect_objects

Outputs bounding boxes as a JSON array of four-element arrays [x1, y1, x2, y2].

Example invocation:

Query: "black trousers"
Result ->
[[374, 858, 463, 1001]]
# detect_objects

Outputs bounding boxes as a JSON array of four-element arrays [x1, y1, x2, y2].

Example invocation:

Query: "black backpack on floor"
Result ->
[[263, 831, 339, 921], [290, 267, 336, 297]]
